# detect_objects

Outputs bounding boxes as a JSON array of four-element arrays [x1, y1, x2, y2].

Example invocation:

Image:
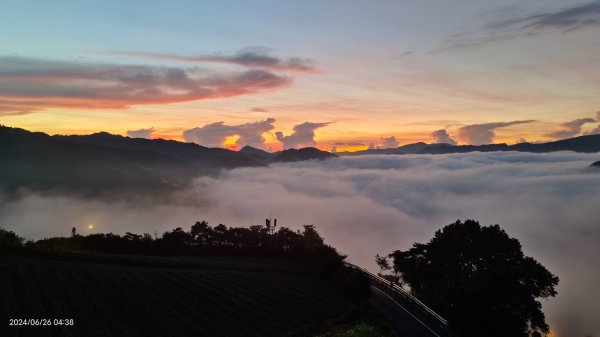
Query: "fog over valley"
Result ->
[[1, 151, 599, 337]]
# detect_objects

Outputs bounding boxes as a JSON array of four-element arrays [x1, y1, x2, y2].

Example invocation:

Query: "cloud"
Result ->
[[183, 118, 275, 149], [546, 118, 596, 140], [126, 127, 155, 139], [112, 49, 318, 73], [275, 122, 330, 149], [456, 120, 534, 145], [380, 136, 400, 149], [437, 1, 600, 52], [0, 56, 291, 113], [333, 141, 365, 146], [3, 152, 600, 337], [250, 107, 270, 113], [430, 129, 457, 145]]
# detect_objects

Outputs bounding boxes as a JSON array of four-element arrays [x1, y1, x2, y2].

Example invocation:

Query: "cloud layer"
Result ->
[[0, 56, 291, 115], [183, 118, 275, 149], [2, 152, 599, 337], [456, 120, 534, 145]]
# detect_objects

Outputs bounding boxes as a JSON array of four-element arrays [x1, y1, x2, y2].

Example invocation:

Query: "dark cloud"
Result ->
[[183, 118, 275, 149], [275, 122, 330, 149], [430, 129, 457, 145], [546, 118, 597, 140], [332, 141, 365, 146], [113, 50, 318, 73], [3, 152, 600, 337], [456, 120, 534, 145], [0, 56, 291, 113], [126, 127, 155, 139], [250, 107, 270, 112], [436, 1, 600, 52]]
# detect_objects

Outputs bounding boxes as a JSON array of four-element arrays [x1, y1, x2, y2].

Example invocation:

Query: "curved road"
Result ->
[[370, 285, 450, 337]]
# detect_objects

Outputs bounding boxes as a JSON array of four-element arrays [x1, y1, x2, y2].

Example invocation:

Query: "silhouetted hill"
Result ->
[[239, 145, 276, 163], [2, 253, 353, 337], [0, 126, 339, 195], [591, 161, 600, 168], [273, 147, 337, 162], [0, 126, 262, 195], [240, 145, 337, 163], [340, 134, 600, 156]]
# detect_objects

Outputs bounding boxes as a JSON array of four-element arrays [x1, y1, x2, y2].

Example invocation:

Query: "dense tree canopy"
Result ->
[[6, 222, 370, 303], [389, 220, 559, 337]]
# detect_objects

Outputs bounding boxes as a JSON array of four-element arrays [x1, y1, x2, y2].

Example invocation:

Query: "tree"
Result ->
[[375, 254, 390, 275], [389, 220, 558, 337], [0, 228, 25, 246]]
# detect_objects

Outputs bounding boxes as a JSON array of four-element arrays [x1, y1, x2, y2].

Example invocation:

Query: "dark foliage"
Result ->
[[0, 228, 25, 246], [30, 222, 368, 303], [389, 220, 559, 337]]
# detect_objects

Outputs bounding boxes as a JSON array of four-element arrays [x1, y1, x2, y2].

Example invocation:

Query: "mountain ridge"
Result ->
[[339, 134, 600, 156], [0, 126, 335, 195]]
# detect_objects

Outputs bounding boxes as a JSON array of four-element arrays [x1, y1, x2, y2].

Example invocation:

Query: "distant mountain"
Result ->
[[0, 126, 256, 195], [239, 146, 276, 163], [240, 145, 337, 164], [591, 161, 600, 168], [0, 126, 333, 195], [339, 134, 600, 156], [273, 147, 337, 162]]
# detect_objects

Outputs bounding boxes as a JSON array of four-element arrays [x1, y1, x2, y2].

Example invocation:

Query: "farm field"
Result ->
[[0, 251, 352, 337]]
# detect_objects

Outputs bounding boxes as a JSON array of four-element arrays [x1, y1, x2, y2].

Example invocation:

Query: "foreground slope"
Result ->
[[0, 252, 352, 337]]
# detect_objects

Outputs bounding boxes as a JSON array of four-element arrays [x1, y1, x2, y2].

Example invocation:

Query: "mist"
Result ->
[[1, 151, 599, 337]]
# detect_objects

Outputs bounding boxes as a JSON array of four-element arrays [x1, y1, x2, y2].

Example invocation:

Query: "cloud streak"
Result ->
[[0, 56, 291, 114], [113, 50, 318, 73], [546, 118, 597, 140], [437, 1, 600, 52], [456, 120, 534, 145], [126, 127, 155, 139]]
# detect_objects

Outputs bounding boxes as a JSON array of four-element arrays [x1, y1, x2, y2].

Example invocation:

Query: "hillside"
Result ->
[[0, 252, 353, 337], [0, 126, 334, 195]]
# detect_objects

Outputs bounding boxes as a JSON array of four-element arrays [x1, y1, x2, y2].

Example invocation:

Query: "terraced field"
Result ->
[[0, 252, 353, 337]]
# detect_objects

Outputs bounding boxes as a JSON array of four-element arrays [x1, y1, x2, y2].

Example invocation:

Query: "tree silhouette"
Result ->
[[389, 220, 558, 337], [374, 254, 390, 275]]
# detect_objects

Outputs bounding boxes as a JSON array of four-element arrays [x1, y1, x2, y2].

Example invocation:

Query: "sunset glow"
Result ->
[[1, 0, 599, 151]]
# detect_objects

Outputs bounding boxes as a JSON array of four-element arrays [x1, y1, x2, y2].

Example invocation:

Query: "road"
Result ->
[[370, 285, 450, 337]]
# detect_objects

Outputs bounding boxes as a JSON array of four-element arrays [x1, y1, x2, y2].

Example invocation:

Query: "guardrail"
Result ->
[[343, 261, 448, 327]]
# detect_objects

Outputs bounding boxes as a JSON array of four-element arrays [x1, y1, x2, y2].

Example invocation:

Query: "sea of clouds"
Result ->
[[1, 151, 599, 337]]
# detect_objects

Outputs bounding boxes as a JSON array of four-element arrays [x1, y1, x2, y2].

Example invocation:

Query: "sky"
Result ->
[[1, 0, 600, 151], [2, 152, 599, 337]]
